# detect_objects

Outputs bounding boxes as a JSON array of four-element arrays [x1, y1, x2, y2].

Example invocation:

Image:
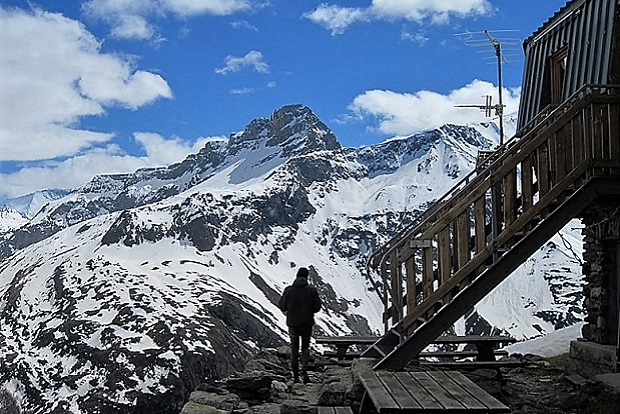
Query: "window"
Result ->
[[550, 46, 568, 105]]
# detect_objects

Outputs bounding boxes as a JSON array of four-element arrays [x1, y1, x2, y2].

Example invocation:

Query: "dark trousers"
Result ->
[[289, 323, 313, 376]]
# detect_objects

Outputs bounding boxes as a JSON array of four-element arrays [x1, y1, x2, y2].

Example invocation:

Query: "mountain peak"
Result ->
[[230, 104, 341, 156]]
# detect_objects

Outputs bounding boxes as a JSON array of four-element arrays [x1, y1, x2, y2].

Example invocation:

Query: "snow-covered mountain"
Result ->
[[2, 189, 69, 220], [0, 208, 28, 234], [0, 105, 583, 413]]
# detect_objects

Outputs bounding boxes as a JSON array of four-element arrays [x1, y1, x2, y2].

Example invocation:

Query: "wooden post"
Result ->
[[503, 169, 517, 225], [537, 143, 550, 196], [555, 127, 567, 182], [422, 246, 434, 298], [438, 226, 451, 285], [522, 155, 534, 212], [390, 252, 402, 324], [456, 210, 470, 270], [609, 103, 620, 175], [406, 256, 417, 314], [474, 196, 487, 254]]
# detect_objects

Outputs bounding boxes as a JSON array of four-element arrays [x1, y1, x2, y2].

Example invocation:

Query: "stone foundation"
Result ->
[[580, 203, 620, 345], [567, 339, 618, 378], [570, 202, 620, 375]]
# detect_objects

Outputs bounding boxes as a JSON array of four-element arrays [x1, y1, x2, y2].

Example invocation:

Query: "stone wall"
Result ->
[[581, 202, 620, 345]]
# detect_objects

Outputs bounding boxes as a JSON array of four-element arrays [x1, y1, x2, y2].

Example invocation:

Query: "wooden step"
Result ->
[[417, 350, 509, 359], [418, 360, 525, 369]]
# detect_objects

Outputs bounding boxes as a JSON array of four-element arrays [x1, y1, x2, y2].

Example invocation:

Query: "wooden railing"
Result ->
[[369, 85, 620, 336]]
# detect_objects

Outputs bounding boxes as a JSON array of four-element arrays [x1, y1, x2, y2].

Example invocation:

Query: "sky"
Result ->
[[0, 0, 569, 202]]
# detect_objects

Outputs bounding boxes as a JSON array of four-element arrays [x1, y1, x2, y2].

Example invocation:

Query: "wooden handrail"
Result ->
[[369, 84, 620, 270]]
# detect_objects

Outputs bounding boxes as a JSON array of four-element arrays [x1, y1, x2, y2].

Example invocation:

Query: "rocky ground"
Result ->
[[180, 349, 620, 414]]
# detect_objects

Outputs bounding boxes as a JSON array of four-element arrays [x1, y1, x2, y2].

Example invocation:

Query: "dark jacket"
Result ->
[[278, 277, 321, 327]]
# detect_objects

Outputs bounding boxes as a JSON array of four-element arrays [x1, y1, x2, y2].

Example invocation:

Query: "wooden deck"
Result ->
[[317, 407, 354, 414], [358, 371, 509, 413]]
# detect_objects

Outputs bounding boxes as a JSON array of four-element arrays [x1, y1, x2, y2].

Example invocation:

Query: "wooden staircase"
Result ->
[[363, 85, 620, 370]]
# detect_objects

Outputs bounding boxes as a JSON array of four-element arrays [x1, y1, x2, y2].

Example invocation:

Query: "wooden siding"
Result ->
[[518, 0, 619, 130]]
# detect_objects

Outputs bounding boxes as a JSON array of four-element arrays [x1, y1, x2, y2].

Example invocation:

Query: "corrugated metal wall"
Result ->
[[517, 0, 618, 130]]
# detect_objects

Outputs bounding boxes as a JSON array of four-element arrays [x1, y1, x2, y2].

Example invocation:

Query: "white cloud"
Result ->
[[0, 134, 222, 199], [303, 5, 369, 35], [133, 132, 216, 164], [215, 50, 269, 75], [348, 80, 520, 135], [306, 0, 492, 35], [401, 30, 429, 46], [231, 20, 259, 31], [0, 7, 172, 162], [83, 0, 252, 40], [229, 87, 255, 95], [371, 0, 492, 22]]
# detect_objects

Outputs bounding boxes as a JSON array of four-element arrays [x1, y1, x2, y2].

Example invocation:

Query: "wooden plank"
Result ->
[[319, 407, 353, 414], [591, 103, 604, 174], [419, 360, 525, 369], [410, 372, 463, 410], [600, 104, 611, 163], [537, 143, 550, 195], [438, 226, 451, 285], [572, 114, 585, 167], [503, 169, 517, 225], [491, 181, 503, 238], [430, 371, 488, 411], [433, 335, 516, 345], [394, 372, 442, 410], [521, 155, 534, 212], [564, 116, 575, 173], [377, 372, 422, 410], [474, 196, 486, 254], [390, 252, 401, 324], [609, 103, 620, 174], [555, 128, 567, 182], [405, 257, 417, 311], [422, 246, 434, 297], [417, 350, 509, 358], [315, 336, 380, 345], [446, 371, 510, 412], [358, 372, 400, 412], [456, 210, 470, 270]]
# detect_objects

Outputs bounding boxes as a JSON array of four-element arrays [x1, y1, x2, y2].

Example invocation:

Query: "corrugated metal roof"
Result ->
[[523, 0, 582, 46], [517, 0, 618, 130]]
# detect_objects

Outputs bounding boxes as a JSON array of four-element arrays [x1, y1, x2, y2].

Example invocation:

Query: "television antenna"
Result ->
[[455, 29, 521, 145]]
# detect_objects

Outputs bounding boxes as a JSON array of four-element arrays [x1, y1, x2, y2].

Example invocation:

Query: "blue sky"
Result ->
[[0, 0, 567, 201]]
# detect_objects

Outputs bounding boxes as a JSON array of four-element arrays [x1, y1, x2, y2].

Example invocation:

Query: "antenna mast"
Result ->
[[485, 30, 505, 145], [455, 29, 520, 146]]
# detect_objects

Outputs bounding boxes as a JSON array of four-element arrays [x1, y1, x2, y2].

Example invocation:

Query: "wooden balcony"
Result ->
[[365, 85, 620, 370]]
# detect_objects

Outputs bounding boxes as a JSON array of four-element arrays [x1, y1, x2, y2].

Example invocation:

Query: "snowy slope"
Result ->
[[0, 105, 584, 413], [0, 208, 28, 233], [2, 189, 68, 219]]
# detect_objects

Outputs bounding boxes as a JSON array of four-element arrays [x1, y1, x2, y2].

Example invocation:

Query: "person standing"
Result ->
[[278, 267, 322, 384]]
